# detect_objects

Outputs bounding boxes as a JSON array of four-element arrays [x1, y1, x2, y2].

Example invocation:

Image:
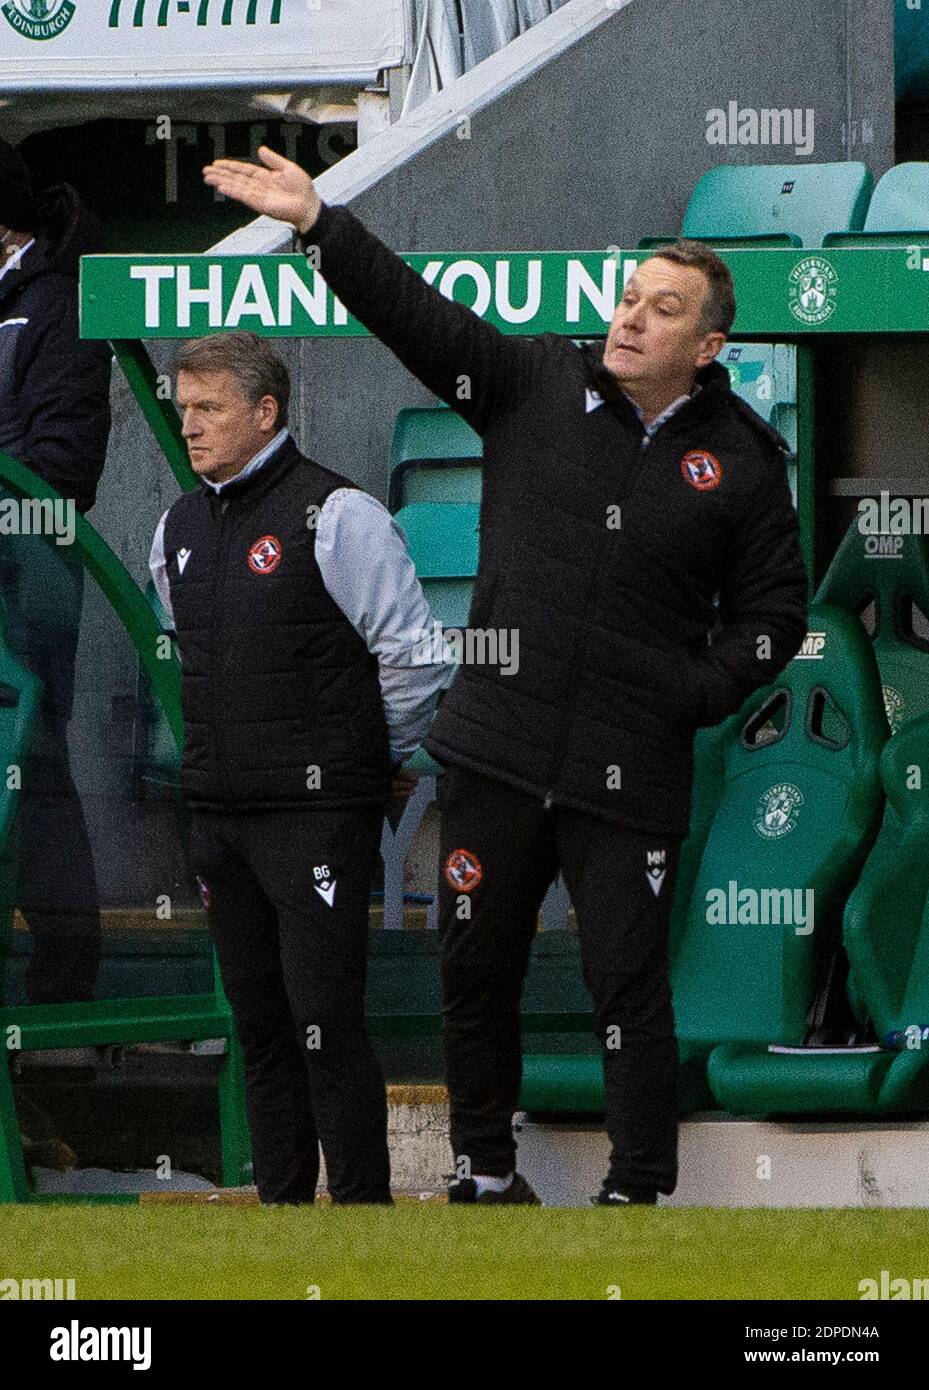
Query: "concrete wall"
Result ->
[[80, 0, 896, 905]]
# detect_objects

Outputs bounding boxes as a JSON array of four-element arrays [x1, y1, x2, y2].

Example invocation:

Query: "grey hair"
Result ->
[[172, 331, 290, 427]]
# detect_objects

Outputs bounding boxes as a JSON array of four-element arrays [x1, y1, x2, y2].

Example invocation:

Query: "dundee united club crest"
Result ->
[[2, 0, 76, 41], [247, 535, 283, 575], [444, 848, 483, 893], [680, 450, 723, 491]]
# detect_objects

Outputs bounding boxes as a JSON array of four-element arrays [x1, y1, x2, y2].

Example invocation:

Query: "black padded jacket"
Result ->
[[300, 204, 809, 836]]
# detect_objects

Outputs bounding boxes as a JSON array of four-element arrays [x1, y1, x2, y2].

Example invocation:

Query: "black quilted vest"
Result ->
[[162, 437, 391, 811]]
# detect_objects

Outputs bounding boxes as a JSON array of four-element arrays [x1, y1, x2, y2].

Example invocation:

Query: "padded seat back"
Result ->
[[843, 711, 929, 1045], [671, 605, 887, 1047], [389, 408, 483, 512], [683, 162, 873, 247], [815, 519, 929, 733], [823, 163, 929, 244], [395, 502, 479, 637]]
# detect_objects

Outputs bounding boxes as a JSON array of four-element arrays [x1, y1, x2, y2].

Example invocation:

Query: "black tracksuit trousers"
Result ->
[[188, 806, 391, 1205], [437, 765, 682, 1196]]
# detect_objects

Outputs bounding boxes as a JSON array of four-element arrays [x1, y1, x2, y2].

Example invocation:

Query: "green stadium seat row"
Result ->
[[824, 163, 929, 246], [710, 706, 929, 1116], [644, 161, 929, 251], [524, 521, 929, 1117], [701, 522, 929, 1114]]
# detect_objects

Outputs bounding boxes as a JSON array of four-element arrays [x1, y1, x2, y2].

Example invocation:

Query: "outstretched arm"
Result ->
[[203, 147, 539, 434]]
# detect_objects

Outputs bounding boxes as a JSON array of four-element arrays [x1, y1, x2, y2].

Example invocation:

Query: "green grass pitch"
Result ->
[[2, 1206, 927, 1299]]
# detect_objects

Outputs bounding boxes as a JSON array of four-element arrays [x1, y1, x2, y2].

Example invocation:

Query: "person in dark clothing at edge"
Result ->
[[204, 147, 809, 1208], [0, 140, 111, 1012], [149, 332, 448, 1204]]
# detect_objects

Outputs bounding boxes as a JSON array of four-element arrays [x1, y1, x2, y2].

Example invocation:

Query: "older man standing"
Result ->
[[203, 148, 808, 1208], [150, 331, 448, 1204]]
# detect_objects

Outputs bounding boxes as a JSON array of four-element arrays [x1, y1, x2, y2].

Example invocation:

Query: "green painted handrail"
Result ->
[[0, 451, 182, 745], [111, 340, 196, 492]]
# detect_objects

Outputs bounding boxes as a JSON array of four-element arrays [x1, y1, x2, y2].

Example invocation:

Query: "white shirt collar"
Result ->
[[626, 384, 700, 437], [0, 237, 36, 285], [200, 428, 290, 493]]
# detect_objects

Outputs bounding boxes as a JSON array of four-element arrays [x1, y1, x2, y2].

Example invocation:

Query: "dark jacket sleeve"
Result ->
[[302, 202, 539, 435], [14, 279, 112, 514], [693, 450, 809, 727]]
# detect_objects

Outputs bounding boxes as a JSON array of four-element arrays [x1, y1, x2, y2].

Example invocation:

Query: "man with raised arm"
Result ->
[[204, 148, 808, 1207]]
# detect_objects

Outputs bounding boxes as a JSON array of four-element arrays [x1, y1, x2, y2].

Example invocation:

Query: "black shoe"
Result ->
[[592, 1185, 658, 1206], [447, 1173, 542, 1205]]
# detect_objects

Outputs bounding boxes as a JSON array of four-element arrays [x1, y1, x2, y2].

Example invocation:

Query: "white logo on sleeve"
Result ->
[[585, 388, 604, 414], [313, 864, 336, 907], [177, 547, 192, 574], [646, 848, 667, 897]]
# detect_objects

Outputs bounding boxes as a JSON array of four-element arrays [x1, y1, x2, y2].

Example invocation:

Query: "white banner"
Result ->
[[0, 0, 410, 90]]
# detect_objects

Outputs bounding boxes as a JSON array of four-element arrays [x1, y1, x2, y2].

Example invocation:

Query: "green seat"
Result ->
[[710, 520, 929, 1113], [716, 344, 798, 457], [708, 516, 929, 1115], [709, 710, 929, 1114], [822, 519, 929, 1029], [718, 343, 777, 423], [394, 501, 479, 655], [389, 407, 483, 512], [643, 162, 873, 249], [824, 163, 929, 245], [772, 344, 798, 455], [395, 503, 478, 776], [671, 604, 886, 1053], [0, 451, 250, 1203], [814, 518, 929, 733], [395, 501, 480, 580]]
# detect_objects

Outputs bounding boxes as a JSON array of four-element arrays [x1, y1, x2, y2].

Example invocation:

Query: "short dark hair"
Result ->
[[649, 239, 736, 336], [172, 331, 290, 428]]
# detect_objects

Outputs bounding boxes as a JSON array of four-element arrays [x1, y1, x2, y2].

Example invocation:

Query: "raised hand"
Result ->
[[202, 145, 322, 235]]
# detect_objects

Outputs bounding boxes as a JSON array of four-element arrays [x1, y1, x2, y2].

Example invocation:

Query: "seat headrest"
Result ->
[[725, 602, 887, 776]]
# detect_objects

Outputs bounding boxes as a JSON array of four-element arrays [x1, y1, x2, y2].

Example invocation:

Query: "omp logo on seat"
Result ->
[[794, 631, 825, 659]]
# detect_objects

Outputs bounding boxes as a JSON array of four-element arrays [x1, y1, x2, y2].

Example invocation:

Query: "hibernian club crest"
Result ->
[[754, 782, 804, 839], [788, 256, 838, 326], [2, 0, 76, 41]]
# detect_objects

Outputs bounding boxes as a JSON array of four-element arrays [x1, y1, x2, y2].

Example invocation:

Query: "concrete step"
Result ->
[[29, 1082, 929, 1208]]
